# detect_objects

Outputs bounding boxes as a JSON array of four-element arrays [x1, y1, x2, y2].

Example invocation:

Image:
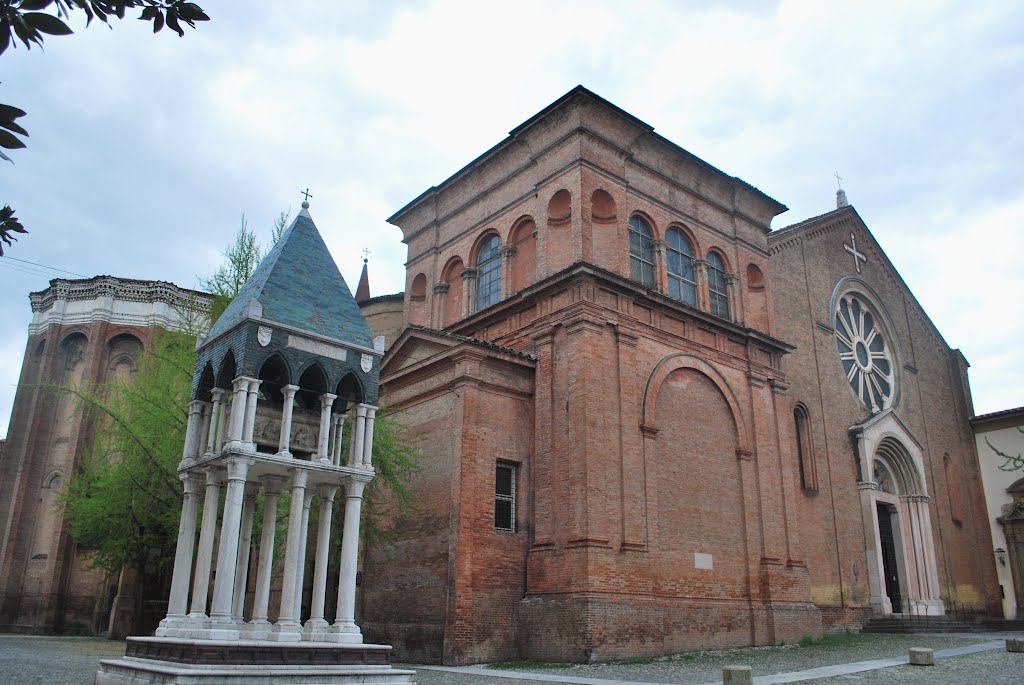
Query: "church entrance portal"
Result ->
[[877, 502, 903, 612], [852, 412, 945, 617]]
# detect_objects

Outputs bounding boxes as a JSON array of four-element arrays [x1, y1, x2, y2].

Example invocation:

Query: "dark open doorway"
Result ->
[[877, 502, 903, 613]]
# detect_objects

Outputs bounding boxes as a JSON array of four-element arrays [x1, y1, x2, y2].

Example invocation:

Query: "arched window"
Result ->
[[707, 251, 730, 319], [794, 404, 818, 493], [629, 216, 655, 288], [666, 228, 697, 305], [475, 233, 502, 311]]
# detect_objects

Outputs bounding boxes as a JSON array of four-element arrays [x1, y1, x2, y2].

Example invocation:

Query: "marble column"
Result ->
[[325, 478, 367, 643], [348, 407, 359, 466], [206, 388, 226, 456], [292, 489, 315, 624], [652, 239, 668, 293], [352, 405, 368, 467], [225, 377, 251, 450], [188, 468, 224, 620], [214, 389, 229, 453], [156, 474, 201, 634], [241, 378, 262, 452], [329, 414, 345, 466], [278, 384, 299, 457], [231, 482, 259, 623], [208, 457, 251, 636], [198, 402, 212, 458], [316, 393, 338, 463], [362, 406, 377, 468], [272, 468, 309, 641], [303, 485, 338, 640], [247, 476, 285, 638], [181, 400, 206, 466]]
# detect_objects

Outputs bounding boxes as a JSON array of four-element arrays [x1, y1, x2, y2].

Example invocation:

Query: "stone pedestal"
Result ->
[[909, 647, 934, 665], [95, 637, 416, 684]]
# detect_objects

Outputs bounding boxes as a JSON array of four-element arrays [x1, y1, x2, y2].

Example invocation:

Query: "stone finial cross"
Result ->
[[361, 248, 371, 263], [300, 188, 313, 202], [844, 232, 866, 273], [834, 171, 844, 190]]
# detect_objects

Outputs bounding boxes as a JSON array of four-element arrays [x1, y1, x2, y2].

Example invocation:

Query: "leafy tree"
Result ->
[[987, 428, 1024, 471], [1, 0, 209, 255], [61, 329, 194, 575], [199, 212, 290, 325]]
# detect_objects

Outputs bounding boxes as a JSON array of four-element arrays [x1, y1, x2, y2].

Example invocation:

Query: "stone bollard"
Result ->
[[908, 647, 934, 666], [723, 665, 753, 685], [1007, 638, 1024, 653]]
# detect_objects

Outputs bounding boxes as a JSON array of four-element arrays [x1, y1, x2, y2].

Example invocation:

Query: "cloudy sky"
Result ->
[[1, 0, 1022, 436]]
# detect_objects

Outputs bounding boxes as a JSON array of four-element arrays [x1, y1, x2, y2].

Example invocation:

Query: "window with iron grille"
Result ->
[[666, 227, 697, 306], [707, 251, 730, 319], [628, 216, 655, 288], [475, 234, 502, 311], [494, 462, 517, 532]]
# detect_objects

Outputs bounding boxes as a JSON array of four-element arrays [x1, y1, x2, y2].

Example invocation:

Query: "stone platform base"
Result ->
[[95, 637, 416, 684]]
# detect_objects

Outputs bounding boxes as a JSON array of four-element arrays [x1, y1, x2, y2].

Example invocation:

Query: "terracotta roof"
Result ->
[[405, 324, 536, 361], [971, 406, 1024, 425]]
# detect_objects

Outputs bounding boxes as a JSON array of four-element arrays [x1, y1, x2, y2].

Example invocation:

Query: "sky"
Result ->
[[1, 0, 1022, 436]]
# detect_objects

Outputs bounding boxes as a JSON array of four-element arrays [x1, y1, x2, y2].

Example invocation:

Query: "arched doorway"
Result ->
[[852, 411, 944, 616]]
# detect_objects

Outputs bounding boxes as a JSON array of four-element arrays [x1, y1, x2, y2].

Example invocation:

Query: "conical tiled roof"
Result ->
[[205, 208, 372, 348]]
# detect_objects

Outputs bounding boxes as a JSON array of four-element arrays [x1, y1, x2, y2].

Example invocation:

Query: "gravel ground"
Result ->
[[474, 633, 1007, 684], [0, 635, 126, 684], [0, 632, 1020, 685], [808, 648, 1024, 685]]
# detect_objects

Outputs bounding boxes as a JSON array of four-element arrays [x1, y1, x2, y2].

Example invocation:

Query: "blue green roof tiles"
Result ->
[[205, 209, 373, 348]]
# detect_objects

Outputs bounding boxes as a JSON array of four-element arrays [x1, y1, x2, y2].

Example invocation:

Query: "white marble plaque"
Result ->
[[287, 334, 350, 362], [694, 552, 713, 570], [361, 353, 373, 373], [257, 326, 273, 346]]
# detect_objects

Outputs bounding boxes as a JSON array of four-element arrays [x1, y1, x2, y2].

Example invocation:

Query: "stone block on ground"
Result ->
[[1007, 638, 1024, 653], [723, 665, 753, 685], [909, 647, 934, 665]]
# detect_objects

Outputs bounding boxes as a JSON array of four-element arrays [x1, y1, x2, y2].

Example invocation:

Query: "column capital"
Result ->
[[282, 384, 300, 395], [499, 244, 517, 259], [693, 258, 710, 272], [211, 387, 227, 401], [243, 481, 260, 500], [652, 239, 668, 254], [319, 484, 340, 501], [224, 456, 252, 482], [433, 281, 450, 295], [460, 266, 478, 280], [203, 466, 226, 486], [180, 472, 202, 495], [724, 271, 740, 285], [290, 467, 310, 490], [259, 474, 288, 494], [320, 392, 338, 408]]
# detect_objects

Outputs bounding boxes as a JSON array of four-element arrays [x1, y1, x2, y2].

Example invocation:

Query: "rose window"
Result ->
[[835, 294, 894, 413]]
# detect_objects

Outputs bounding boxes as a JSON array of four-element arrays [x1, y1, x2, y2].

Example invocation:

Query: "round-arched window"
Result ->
[[835, 293, 894, 413]]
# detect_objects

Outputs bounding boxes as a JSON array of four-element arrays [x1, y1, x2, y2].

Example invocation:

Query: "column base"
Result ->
[[268, 621, 303, 642], [323, 622, 363, 644], [241, 619, 272, 640], [302, 618, 330, 641]]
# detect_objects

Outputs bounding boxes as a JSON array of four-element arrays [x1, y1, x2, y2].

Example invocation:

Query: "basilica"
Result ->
[[0, 87, 1001, 665]]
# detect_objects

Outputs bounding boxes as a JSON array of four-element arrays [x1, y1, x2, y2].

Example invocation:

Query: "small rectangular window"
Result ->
[[494, 462, 517, 532]]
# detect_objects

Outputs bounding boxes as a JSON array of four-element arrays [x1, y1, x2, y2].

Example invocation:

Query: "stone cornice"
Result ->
[[28, 276, 212, 336]]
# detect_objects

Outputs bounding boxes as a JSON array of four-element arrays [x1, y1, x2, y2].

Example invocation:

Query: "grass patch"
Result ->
[[488, 660, 574, 670], [798, 629, 861, 648]]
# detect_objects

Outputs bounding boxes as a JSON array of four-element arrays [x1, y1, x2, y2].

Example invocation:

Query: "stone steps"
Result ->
[[861, 616, 976, 634], [979, 619, 1024, 632]]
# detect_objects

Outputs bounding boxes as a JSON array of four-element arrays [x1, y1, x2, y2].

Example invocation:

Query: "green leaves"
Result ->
[[0, 204, 27, 255], [0, 1, 209, 56]]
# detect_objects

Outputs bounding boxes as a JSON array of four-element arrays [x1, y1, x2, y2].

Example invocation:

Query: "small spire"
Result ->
[[834, 172, 849, 208], [355, 249, 371, 304], [300, 187, 313, 212]]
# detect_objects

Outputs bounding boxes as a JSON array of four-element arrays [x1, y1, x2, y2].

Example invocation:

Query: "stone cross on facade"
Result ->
[[844, 232, 866, 273], [834, 171, 843, 190], [301, 188, 313, 202]]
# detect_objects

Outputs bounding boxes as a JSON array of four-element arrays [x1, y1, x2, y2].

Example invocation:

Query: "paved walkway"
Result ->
[[0, 631, 1021, 684], [416, 639, 1009, 685]]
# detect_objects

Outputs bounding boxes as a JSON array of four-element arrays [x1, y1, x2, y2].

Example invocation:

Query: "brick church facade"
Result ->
[[358, 87, 1000, 663], [0, 88, 1001, 661], [0, 277, 209, 635]]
